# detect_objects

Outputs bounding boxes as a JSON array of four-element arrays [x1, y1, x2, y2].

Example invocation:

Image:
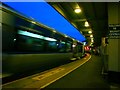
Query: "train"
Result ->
[[1, 3, 85, 83]]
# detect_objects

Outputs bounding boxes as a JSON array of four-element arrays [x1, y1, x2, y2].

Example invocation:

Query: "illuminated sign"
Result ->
[[109, 24, 120, 39]]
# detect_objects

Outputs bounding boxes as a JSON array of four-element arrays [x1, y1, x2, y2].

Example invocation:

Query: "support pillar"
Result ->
[[107, 2, 120, 83]]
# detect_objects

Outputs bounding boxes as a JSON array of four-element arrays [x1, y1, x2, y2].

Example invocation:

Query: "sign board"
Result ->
[[109, 24, 120, 39]]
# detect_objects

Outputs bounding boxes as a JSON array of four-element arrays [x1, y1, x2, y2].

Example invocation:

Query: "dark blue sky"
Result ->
[[4, 2, 86, 42]]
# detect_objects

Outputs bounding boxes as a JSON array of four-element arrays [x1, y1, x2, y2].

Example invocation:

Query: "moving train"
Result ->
[[1, 3, 85, 83]]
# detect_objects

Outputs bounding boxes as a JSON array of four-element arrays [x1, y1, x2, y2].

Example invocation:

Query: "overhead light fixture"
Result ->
[[90, 35, 93, 37], [74, 8, 81, 13], [91, 38, 94, 42], [85, 21, 89, 27], [88, 31, 92, 34], [91, 40, 94, 42]]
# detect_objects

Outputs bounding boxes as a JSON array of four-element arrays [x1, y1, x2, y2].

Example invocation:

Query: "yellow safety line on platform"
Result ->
[[40, 54, 91, 89], [2, 63, 65, 86], [32, 68, 65, 81], [2, 54, 91, 88]]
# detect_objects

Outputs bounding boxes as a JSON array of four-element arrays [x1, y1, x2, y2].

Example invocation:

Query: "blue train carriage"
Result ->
[[2, 3, 85, 83], [2, 3, 75, 54]]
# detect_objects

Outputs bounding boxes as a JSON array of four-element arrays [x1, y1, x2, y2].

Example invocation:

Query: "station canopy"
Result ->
[[4, 1, 86, 42]]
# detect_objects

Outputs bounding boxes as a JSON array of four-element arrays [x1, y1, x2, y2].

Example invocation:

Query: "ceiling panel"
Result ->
[[48, 2, 108, 46]]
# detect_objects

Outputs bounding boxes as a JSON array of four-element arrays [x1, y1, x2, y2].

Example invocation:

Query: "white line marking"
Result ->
[[32, 68, 64, 80], [2, 65, 64, 86], [2, 54, 91, 88], [40, 55, 91, 89]]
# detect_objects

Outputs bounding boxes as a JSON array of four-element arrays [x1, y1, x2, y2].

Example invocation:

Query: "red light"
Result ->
[[85, 46, 90, 51]]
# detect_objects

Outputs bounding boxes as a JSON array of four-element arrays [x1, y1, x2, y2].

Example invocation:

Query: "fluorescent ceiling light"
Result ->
[[74, 8, 81, 13], [88, 31, 92, 34], [90, 35, 93, 38], [85, 21, 89, 27], [18, 30, 57, 41], [91, 39, 94, 42]]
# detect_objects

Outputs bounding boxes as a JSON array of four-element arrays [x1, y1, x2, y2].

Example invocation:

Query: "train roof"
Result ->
[[2, 2, 86, 44]]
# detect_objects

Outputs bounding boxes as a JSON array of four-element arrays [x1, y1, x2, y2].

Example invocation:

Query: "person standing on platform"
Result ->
[[100, 37, 108, 74]]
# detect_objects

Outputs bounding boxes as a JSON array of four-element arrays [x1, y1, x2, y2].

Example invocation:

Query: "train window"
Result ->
[[31, 38, 45, 52], [47, 41, 57, 52], [57, 41, 66, 53], [78, 44, 83, 53], [18, 30, 44, 40], [16, 30, 59, 53], [66, 42, 72, 52], [2, 24, 17, 53], [3, 26, 73, 54], [3, 26, 74, 54], [18, 30, 57, 42], [16, 34, 45, 53]]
